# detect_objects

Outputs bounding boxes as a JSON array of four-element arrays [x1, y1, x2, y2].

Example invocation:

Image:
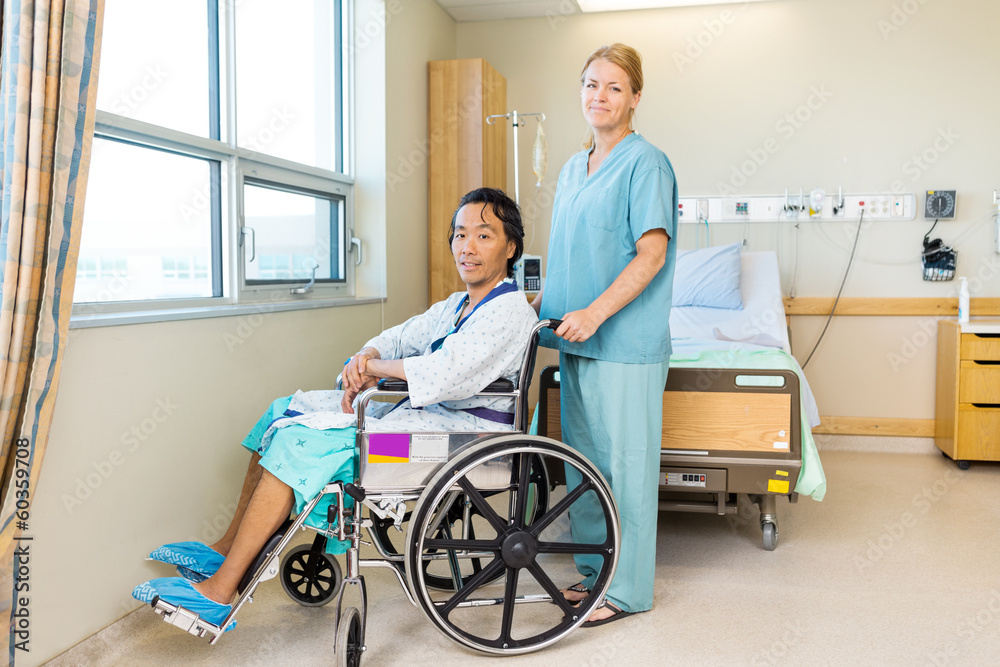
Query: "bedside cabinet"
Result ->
[[935, 320, 1000, 469]]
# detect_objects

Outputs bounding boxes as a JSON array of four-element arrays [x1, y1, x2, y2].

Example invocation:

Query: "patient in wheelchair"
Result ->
[[133, 187, 537, 627]]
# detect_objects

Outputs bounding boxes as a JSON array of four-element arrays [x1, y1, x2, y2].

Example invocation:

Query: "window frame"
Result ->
[[72, 0, 359, 326]]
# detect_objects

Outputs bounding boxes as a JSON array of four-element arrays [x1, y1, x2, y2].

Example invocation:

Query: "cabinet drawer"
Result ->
[[959, 361, 1000, 404], [961, 333, 1000, 361], [957, 407, 1000, 461]]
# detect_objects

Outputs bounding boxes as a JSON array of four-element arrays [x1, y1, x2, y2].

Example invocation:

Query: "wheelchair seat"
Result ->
[[148, 319, 623, 665]]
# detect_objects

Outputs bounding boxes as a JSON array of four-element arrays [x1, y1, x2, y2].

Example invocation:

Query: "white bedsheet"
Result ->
[[669, 250, 820, 428]]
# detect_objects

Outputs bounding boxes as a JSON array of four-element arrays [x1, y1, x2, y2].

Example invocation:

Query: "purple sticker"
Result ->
[[368, 433, 410, 458]]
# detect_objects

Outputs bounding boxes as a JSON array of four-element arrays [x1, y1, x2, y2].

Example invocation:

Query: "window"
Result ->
[[76, 0, 353, 319]]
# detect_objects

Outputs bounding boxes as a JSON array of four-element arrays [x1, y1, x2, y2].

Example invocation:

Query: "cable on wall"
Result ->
[[801, 210, 865, 369]]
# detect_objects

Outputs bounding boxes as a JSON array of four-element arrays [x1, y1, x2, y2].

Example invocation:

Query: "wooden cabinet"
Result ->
[[935, 320, 1000, 467], [427, 58, 507, 304]]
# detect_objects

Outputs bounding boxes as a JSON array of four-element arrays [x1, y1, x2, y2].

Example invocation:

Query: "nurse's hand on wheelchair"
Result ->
[[553, 307, 605, 343]]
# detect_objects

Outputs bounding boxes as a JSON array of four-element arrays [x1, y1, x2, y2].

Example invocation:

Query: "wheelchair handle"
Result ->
[[543, 318, 563, 330]]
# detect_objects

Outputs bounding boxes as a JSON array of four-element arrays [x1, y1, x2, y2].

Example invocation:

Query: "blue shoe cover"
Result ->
[[177, 566, 209, 583], [148, 542, 224, 579], [132, 577, 235, 631]]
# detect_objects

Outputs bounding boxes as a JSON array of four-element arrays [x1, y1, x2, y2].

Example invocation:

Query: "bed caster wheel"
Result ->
[[761, 522, 777, 551], [957, 460, 970, 470], [280, 544, 342, 607], [336, 606, 364, 667]]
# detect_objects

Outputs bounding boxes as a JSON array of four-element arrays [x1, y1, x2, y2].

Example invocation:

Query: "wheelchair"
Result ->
[[150, 319, 622, 665]]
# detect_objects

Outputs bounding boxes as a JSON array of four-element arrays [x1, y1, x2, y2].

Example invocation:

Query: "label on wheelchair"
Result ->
[[361, 431, 511, 490]]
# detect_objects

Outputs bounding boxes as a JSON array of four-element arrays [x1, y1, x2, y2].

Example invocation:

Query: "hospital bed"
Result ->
[[148, 320, 622, 665], [537, 249, 825, 551]]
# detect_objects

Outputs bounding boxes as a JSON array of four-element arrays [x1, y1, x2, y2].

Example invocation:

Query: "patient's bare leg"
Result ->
[[210, 453, 265, 556], [195, 469, 293, 605]]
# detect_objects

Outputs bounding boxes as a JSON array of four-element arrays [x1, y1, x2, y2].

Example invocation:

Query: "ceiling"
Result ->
[[433, 0, 768, 22], [434, 0, 585, 22]]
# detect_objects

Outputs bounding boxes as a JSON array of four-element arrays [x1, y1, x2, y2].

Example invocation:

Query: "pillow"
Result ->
[[672, 242, 743, 309]]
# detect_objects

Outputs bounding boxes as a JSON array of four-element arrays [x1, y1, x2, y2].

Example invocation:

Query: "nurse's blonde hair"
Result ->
[[581, 43, 644, 150]]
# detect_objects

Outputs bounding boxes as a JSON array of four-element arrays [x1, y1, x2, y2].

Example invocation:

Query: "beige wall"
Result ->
[[456, 0, 1000, 420], [26, 1, 457, 663], [30, 0, 999, 660]]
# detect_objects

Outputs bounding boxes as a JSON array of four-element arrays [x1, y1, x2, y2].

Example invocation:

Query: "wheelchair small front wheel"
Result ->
[[280, 544, 342, 607], [405, 435, 620, 655], [336, 606, 364, 667]]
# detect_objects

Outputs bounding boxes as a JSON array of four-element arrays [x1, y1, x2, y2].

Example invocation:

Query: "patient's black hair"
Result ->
[[448, 187, 524, 279]]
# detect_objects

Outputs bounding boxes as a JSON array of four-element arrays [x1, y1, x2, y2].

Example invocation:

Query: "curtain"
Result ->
[[0, 0, 103, 660]]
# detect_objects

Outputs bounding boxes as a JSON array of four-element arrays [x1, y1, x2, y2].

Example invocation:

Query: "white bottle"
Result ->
[[958, 276, 970, 324]]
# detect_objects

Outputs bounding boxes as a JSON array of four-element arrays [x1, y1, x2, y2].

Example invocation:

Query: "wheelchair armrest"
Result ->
[[377, 378, 408, 392], [376, 378, 514, 393], [482, 379, 514, 392]]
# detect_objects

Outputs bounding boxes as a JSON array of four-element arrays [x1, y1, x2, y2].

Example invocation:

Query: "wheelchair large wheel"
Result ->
[[370, 452, 550, 591], [405, 435, 620, 655]]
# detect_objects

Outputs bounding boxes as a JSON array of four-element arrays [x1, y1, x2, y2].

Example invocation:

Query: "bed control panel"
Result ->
[[665, 472, 706, 487], [660, 467, 726, 493]]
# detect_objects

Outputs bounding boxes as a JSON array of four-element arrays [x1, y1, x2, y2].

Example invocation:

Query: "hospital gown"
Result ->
[[241, 289, 538, 552]]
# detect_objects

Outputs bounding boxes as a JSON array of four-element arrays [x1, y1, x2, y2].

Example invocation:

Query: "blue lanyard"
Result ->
[[430, 281, 518, 353]]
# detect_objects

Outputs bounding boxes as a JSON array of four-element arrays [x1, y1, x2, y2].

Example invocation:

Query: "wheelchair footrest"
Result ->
[[151, 597, 225, 639]]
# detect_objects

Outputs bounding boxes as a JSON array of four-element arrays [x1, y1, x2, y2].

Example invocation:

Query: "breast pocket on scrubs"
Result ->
[[580, 186, 627, 232]]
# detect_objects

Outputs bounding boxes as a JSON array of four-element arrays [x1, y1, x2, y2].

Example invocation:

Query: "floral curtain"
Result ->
[[0, 0, 103, 660]]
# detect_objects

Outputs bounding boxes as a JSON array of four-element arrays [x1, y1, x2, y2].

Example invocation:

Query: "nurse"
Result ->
[[533, 43, 677, 626]]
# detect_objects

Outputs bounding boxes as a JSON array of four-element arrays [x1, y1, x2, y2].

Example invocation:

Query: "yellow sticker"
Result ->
[[768, 479, 790, 494], [776, 470, 789, 477]]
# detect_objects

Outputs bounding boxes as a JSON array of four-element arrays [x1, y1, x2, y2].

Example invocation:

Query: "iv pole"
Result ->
[[486, 110, 545, 205]]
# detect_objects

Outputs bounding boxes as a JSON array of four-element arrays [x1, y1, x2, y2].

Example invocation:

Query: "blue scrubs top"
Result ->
[[540, 132, 678, 364]]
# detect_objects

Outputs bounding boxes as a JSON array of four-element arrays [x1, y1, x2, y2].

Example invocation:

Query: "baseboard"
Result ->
[[813, 416, 935, 438]]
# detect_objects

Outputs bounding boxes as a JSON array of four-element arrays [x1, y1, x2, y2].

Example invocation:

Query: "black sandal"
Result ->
[[551, 581, 590, 607], [581, 599, 634, 627], [561, 581, 590, 603]]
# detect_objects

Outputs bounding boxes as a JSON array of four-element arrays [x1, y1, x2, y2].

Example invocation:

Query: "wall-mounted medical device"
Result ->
[[923, 190, 956, 219], [514, 255, 542, 292]]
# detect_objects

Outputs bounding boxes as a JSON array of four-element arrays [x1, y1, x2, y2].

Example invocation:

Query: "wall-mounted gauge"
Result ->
[[924, 190, 956, 219]]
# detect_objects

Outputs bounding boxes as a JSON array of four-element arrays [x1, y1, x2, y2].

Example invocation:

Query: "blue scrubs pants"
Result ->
[[560, 352, 669, 613]]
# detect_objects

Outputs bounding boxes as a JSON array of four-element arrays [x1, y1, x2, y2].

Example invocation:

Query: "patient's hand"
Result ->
[[343, 349, 381, 392], [341, 377, 377, 414]]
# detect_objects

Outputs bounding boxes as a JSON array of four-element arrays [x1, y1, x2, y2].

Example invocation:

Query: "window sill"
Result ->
[[69, 296, 385, 330]]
